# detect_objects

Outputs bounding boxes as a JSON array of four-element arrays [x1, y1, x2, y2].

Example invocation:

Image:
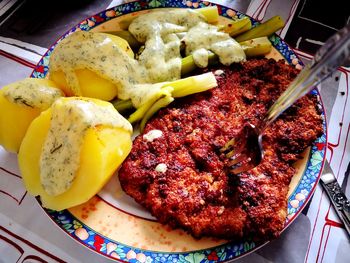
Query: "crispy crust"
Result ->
[[118, 58, 323, 240]]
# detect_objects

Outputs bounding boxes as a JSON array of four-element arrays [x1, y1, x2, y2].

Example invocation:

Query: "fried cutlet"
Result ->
[[118, 58, 323, 240]]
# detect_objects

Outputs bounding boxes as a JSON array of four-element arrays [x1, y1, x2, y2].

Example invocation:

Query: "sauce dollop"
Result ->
[[183, 22, 246, 66], [39, 97, 132, 196], [50, 32, 148, 99], [3, 78, 63, 109], [49, 9, 245, 107]]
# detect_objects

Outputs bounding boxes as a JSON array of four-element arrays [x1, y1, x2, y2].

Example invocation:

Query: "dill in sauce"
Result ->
[[3, 78, 63, 109], [49, 9, 245, 110], [183, 22, 246, 66], [39, 97, 132, 196], [38, 8, 247, 196], [50, 31, 149, 99], [128, 9, 206, 83]]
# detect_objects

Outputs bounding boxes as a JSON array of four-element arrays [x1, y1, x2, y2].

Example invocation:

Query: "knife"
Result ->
[[320, 160, 350, 237]]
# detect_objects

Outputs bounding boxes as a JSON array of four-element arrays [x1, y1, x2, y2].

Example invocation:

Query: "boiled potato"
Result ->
[[49, 34, 134, 101], [106, 33, 135, 58], [0, 78, 63, 152], [18, 98, 132, 211]]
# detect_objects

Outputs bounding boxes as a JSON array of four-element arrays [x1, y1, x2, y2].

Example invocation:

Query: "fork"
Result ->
[[221, 23, 350, 174]]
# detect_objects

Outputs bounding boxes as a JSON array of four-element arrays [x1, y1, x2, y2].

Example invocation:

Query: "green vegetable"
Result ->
[[239, 37, 272, 57], [195, 6, 219, 23], [107, 6, 219, 49], [166, 72, 217, 98], [126, 72, 217, 128], [223, 17, 252, 37], [181, 52, 218, 76], [235, 15, 284, 42], [128, 86, 173, 124], [111, 99, 134, 114], [180, 37, 273, 74], [140, 96, 174, 131]]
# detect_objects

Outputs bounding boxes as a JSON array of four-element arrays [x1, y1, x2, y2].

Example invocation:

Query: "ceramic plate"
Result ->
[[28, 1, 327, 262]]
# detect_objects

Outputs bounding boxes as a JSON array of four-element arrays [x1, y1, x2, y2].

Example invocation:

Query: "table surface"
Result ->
[[0, 0, 349, 262]]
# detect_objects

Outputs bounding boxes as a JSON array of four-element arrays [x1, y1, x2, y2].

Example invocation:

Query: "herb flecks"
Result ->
[[3, 79, 63, 109], [50, 143, 63, 154], [14, 96, 34, 108]]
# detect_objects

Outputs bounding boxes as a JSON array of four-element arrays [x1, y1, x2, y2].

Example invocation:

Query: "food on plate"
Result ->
[[110, 7, 276, 126], [223, 16, 252, 37], [239, 37, 272, 57], [18, 97, 132, 210], [180, 20, 245, 68], [47, 29, 219, 128], [49, 33, 134, 101], [193, 5, 219, 23], [234, 15, 284, 42], [128, 8, 245, 74], [48, 7, 246, 101], [180, 36, 272, 75], [126, 72, 217, 131], [0, 78, 64, 152], [0, 6, 290, 228], [43, 7, 280, 130], [118, 58, 323, 240]]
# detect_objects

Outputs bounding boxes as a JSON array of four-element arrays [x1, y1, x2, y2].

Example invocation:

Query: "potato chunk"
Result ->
[[0, 78, 63, 152], [50, 69, 119, 101], [18, 101, 132, 211], [49, 34, 134, 101]]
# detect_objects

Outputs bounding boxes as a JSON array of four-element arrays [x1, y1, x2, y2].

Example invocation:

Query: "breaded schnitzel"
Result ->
[[118, 58, 323, 240]]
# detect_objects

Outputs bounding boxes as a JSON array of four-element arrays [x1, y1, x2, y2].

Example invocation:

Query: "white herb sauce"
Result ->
[[143, 129, 163, 142], [40, 9, 247, 195], [39, 98, 132, 196], [155, 163, 167, 173], [183, 22, 246, 66], [49, 9, 244, 110], [49, 31, 148, 100], [3, 79, 63, 109]]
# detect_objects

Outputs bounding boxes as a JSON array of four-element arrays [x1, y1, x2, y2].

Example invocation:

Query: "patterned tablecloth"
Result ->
[[0, 0, 349, 262]]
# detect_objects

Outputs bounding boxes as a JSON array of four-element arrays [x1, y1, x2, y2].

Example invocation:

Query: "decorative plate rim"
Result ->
[[30, 1, 327, 262]]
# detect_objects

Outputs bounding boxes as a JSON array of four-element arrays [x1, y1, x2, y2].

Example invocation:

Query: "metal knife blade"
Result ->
[[320, 160, 350, 237]]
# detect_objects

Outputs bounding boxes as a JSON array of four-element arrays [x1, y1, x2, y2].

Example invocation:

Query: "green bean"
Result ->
[[181, 52, 217, 76], [140, 96, 174, 132], [128, 73, 217, 127], [128, 86, 173, 123], [180, 36, 273, 74], [195, 6, 219, 23], [223, 17, 252, 37], [166, 72, 217, 98], [111, 99, 134, 114], [239, 37, 272, 57], [235, 15, 284, 42]]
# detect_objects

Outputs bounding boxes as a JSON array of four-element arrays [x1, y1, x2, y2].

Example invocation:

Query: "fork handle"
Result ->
[[263, 23, 350, 129]]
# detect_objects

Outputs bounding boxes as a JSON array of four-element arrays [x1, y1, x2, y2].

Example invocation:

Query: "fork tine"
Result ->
[[228, 154, 247, 166], [221, 124, 262, 174], [230, 161, 256, 174], [226, 148, 237, 158], [220, 138, 236, 153], [225, 139, 245, 158]]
